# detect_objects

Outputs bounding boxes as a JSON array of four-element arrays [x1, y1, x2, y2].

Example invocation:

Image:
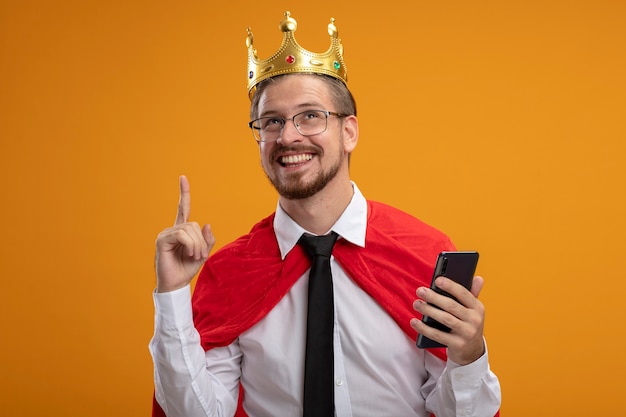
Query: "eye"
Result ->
[[262, 117, 284, 129], [301, 111, 321, 120]]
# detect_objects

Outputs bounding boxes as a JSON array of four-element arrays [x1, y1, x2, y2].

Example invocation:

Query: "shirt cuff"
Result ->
[[153, 284, 194, 329], [445, 340, 491, 388]]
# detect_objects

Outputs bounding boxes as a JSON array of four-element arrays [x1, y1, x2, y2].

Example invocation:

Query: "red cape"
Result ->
[[154, 201, 479, 416]]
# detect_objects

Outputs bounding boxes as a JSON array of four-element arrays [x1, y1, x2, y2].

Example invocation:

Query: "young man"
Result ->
[[150, 12, 501, 417]]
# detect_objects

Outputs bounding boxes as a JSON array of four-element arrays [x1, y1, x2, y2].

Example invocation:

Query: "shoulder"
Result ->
[[209, 212, 278, 264], [366, 200, 454, 247]]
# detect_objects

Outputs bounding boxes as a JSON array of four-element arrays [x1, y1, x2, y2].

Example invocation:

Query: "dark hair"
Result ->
[[249, 74, 357, 119]]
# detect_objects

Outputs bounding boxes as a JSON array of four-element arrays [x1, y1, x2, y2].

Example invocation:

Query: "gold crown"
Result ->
[[246, 11, 347, 99]]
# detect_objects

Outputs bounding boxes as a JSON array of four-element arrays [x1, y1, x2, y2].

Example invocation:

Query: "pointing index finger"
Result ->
[[175, 175, 191, 225]]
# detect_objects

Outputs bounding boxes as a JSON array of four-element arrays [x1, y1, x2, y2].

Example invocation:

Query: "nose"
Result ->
[[276, 119, 303, 145]]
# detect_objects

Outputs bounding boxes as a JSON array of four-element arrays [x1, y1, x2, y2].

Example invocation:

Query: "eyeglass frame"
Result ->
[[248, 109, 347, 143]]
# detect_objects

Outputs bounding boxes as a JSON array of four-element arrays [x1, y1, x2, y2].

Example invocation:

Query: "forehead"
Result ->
[[257, 75, 334, 115]]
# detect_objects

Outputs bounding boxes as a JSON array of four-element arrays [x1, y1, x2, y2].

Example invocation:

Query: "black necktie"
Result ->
[[298, 231, 339, 417]]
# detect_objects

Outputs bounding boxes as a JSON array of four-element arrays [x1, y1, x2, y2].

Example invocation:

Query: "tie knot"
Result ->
[[298, 232, 338, 259]]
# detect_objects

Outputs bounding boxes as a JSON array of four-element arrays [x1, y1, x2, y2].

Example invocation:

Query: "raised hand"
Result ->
[[411, 276, 487, 365], [154, 175, 215, 293]]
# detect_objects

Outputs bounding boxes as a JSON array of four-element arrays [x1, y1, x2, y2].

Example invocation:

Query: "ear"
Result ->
[[341, 115, 359, 153]]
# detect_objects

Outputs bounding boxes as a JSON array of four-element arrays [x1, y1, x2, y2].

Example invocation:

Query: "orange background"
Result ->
[[1, 1, 625, 415]]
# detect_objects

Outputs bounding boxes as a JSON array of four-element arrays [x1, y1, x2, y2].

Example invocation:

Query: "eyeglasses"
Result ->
[[248, 110, 347, 142]]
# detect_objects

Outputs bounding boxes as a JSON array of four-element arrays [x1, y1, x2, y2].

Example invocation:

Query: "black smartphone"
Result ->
[[416, 251, 479, 349]]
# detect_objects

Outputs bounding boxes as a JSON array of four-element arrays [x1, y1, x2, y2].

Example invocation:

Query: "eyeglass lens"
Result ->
[[252, 110, 329, 142]]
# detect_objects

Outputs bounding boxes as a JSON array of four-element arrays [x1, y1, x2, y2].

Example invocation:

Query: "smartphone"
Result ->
[[416, 251, 479, 349]]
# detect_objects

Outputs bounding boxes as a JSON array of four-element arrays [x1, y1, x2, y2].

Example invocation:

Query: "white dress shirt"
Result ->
[[150, 183, 501, 417]]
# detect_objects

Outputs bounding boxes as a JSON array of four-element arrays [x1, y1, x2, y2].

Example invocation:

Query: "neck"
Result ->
[[279, 176, 354, 235]]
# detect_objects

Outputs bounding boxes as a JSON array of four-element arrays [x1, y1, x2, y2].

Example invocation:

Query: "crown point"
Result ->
[[280, 11, 297, 32], [246, 27, 253, 48], [328, 18, 337, 38]]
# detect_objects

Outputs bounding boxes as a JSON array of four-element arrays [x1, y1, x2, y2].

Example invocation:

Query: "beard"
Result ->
[[263, 144, 344, 200]]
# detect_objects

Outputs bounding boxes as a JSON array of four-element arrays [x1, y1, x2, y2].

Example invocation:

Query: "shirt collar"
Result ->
[[274, 182, 367, 260]]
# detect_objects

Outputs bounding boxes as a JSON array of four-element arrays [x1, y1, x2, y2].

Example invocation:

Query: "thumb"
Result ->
[[201, 224, 216, 257], [202, 224, 216, 247], [471, 275, 485, 298]]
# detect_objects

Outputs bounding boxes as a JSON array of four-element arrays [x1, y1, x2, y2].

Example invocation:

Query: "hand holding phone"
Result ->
[[416, 251, 479, 349]]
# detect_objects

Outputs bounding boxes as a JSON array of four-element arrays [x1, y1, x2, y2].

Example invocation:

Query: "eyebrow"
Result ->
[[259, 102, 325, 118]]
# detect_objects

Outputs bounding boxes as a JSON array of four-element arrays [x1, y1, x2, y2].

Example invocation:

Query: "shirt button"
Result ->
[[336, 378, 344, 386]]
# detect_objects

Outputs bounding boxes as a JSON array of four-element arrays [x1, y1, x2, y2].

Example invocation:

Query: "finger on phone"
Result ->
[[175, 175, 191, 225]]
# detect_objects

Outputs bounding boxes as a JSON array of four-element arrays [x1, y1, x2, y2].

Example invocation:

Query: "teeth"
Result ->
[[281, 154, 313, 164]]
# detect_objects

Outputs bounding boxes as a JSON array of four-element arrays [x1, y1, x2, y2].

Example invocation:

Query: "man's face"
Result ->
[[255, 75, 350, 200]]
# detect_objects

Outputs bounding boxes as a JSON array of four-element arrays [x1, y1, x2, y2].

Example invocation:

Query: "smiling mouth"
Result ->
[[279, 153, 313, 167]]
